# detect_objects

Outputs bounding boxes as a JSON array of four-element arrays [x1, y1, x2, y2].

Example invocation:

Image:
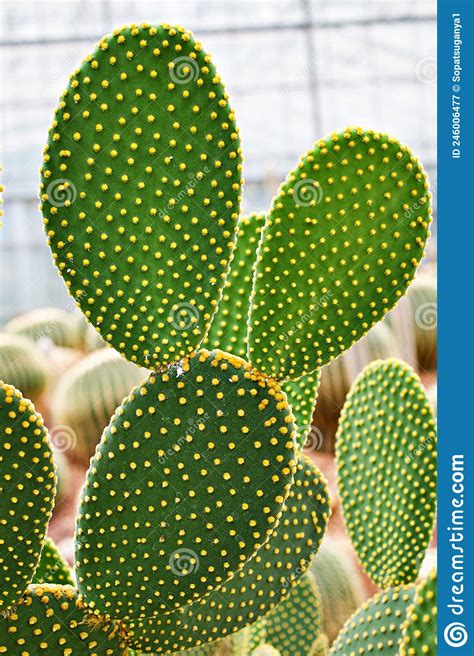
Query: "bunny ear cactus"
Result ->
[[400, 569, 437, 656], [33, 536, 74, 586], [75, 349, 297, 620], [336, 358, 437, 588], [329, 586, 415, 655], [125, 455, 329, 653], [247, 128, 431, 381], [40, 22, 243, 369], [204, 212, 321, 448], [0, 383, 56, 612], [0, 584, 127, 654]]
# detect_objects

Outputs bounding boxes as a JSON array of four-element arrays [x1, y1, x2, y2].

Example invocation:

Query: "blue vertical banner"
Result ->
[[438, 0, 474, 654]]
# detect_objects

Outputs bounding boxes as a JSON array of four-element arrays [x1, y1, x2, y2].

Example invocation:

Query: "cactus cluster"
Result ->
[[0, 19, 437, 656]]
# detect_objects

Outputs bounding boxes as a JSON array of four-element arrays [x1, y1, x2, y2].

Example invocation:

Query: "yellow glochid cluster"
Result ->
[[39, 23, 243, 370], [0, 382, 56, 612], [247, 127, 432, 381], [336, 358, 437, 588]]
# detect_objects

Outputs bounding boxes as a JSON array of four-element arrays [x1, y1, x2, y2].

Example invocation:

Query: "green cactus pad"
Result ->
[[5, 307, 83, 349], [0, 333, 49, 402], [400, 569, 437, 656], [312, 322, 395, 452], [75, 348, 297, 619], [205, 213, 265, 357], [0, 584, 126, 654], [236, 572, 323, 656], [0, 383, 56, 611], [286, 373, 321, 448], [204, 213, 320, 447], [263, 572, 323, 656], [125, 455, 329, 653], [52, 348, 148, 465], [329, 586, 415, 656], [33, 536, 74, 586], [310, 540, 363, 644], [247, 127, 431, 381], [40, 23, 243, 369], [336, 359, 437, 588]]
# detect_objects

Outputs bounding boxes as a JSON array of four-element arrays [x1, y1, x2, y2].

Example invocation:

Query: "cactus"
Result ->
[[329, 586, 415, 655], [5, 307, 83, 349], [310, 540, 364, 645], [247, 128, 431, 381], [0, 19, 439, 655], [234, 572, 324, 656], [400, 569, 437, 656], [0, 584, 127, 654], [125, 455, 329, 653], [311, 322, 395, 452], [205, 213, 266, 358], [0, 333, 49, 402], [263, 572, 324, 656], [204, 212, 321, 447], [33, 536, 74, 586], [0, 382, 56, 611], [336, 359, 437, 588], [51, 348, 148, 465], [75, 348, 298, 620], [40, 23, 243, 370]]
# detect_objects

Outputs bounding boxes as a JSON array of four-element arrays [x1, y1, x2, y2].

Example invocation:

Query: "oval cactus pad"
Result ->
[[400, 569, 437, 656], [329, 586, 415, 655], [248, 127, 431, 380], [75, 349, 296, 619], [126, 456, 329, 653], [0, 383, 56, 611], [40, 23, 243, 369], [336, 359, 437, 588]]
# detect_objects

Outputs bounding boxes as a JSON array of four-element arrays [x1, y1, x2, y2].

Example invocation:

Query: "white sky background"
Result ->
[[0, 0, 436, 321]]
